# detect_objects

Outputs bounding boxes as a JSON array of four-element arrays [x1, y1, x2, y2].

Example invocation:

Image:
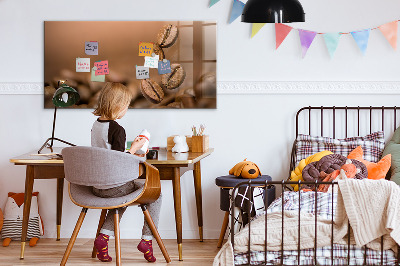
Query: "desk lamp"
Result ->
[[241, 0, 305, 23], [38, 81, 80, 154]]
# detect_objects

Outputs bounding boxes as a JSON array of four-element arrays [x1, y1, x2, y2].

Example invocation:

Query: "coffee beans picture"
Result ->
[[157, 24, 179, 48], [140, 79, 165, 104], [161, 64, 186, 90]]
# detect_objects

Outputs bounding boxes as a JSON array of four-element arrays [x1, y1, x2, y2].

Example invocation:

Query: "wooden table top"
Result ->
[[10, 147, 214, 165]]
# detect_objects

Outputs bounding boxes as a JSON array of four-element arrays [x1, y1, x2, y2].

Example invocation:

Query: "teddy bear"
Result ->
[[172, 135, 189, 153], [229, 159, 261, 179], [1, 192, 44, 247]]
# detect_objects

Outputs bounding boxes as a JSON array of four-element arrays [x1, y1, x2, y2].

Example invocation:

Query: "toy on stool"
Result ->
[[229, 159, 261, 179], [1, 192, 44, 247], [172, 135, 189, 153]]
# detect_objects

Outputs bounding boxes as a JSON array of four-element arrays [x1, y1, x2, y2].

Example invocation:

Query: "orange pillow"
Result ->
[[347, 146, 391, 180]]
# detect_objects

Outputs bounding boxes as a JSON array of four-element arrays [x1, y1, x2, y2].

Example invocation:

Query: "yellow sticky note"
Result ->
[[138, 42, 154, 56], [91, 67, 105, 82]]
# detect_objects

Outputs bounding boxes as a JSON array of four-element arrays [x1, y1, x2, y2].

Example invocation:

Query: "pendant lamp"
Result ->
[[38, 81, 80, 154], [241, 0, 305, 23]]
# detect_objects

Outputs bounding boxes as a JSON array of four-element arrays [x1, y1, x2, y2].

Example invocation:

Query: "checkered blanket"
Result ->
[[234, 191, 397, 265]]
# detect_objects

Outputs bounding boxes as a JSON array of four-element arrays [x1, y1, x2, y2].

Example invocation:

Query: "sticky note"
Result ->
[[138, 42, 154, 56], [76, 58, 90, 72], [144, 55, 159, 69], [158, 60, 171, 74], [136, 66, 150, 79], [94, 60, 109, 75], [85, 41, 98, 55], [91, 67, 105, 82]]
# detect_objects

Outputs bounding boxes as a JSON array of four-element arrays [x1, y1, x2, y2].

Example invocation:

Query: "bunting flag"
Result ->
[[378, 21, 398, 50], [275, 23, 293, 49], [209, 0, 220, 7], [251, 23, 266, 38], [323, 33, 341, 58], [351, 29, 370, 55], [298, 29, 317, 58], [229, 0, 245, 24]]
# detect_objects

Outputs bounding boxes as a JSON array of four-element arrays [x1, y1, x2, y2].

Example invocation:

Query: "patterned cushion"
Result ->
[[295, 131, 385, 167]]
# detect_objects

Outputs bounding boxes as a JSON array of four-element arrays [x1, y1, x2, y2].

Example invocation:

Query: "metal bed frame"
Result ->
[[230, 106, 400, 266]]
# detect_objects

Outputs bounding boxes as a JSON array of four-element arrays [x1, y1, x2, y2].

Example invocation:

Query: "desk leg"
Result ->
[[20, 165, 35, 259], [193, 161, 203, 242], [56, 178, 64, 241], [172, 167, 183, 261]]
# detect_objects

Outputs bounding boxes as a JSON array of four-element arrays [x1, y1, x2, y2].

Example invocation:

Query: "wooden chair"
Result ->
[[60, 146, 171, 265]]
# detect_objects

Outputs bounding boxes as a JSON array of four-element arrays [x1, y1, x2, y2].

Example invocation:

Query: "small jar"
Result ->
[[136, 129, 150, 154]]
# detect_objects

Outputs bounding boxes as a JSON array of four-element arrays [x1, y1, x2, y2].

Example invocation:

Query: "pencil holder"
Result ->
[[191, 135, 209, 153]]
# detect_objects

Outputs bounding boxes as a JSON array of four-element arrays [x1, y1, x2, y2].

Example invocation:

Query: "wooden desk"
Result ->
[[10, 147, 213, 261]]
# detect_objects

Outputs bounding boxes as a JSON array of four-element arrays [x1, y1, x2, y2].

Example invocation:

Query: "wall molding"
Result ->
[[1, 81, 400, 95]]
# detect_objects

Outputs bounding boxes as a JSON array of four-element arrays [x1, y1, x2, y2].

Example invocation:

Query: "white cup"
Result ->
[[135, 129, 150, 154]]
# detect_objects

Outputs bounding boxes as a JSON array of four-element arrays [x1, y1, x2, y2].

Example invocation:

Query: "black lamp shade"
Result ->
[[241, 0, 305, 23], [52, 84, 80, 107]]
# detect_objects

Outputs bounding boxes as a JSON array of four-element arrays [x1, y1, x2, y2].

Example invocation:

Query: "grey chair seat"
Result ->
[[69, 180, 145, 208]]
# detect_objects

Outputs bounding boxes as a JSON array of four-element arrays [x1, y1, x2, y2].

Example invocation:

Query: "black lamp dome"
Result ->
[[241, 0, 305, 23]]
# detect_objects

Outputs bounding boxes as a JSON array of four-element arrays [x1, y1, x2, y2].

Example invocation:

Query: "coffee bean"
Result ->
[[157, 24, 179, 48], [140, 79, 164, 104], [161, 64, 186, 90]]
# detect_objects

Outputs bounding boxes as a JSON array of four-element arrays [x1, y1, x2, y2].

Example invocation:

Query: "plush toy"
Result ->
[[229, 159, 261, 179], [348, 146, 391, 180], [172, 135, 189, 153], [1, 192, 44, 247], [317, 160, 360, 193], [289, 150, 333, 191]]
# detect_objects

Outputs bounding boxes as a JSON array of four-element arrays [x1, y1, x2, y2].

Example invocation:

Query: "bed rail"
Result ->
[[230, 180, 400, 266]]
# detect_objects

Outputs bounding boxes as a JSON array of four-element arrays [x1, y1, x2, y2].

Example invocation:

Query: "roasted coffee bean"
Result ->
[[153, 43, 165, 60], [157, 24, 179, 48], [140, 79, 164, 104], [161, 64, 186, 90]]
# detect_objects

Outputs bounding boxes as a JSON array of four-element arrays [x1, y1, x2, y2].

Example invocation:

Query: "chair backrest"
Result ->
[[62, 146, 145, 187]]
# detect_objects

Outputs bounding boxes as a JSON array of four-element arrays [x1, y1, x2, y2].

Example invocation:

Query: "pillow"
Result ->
[[295, 131, 385, 167], [382, 126, 400, 184], [348, 146, 391, 180]]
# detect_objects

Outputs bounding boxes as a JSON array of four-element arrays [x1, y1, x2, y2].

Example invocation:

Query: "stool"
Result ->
[[215, 175, 275, 248]]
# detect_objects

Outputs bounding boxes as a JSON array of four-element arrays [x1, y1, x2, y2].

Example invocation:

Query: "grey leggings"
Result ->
[[92, 180, 162, 240]]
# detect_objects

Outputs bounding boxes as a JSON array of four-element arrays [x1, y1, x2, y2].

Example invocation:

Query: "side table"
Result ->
[[215, 175, 275, 248]]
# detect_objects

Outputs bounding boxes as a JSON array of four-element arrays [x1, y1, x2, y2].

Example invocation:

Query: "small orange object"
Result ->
[[229, 159, 261, 179]]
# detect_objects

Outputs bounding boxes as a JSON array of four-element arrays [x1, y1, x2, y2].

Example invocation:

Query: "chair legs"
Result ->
[[114, 209, 122, 266], [60, 208, 88, 266], [217, 211, 230, 248], [141, 205, 171, 263], [91, 209, 108, 258]]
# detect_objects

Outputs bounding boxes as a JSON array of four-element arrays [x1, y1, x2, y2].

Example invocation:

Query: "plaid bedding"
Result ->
[[294, 131, 385, 166], [234, 191, 397, 265]]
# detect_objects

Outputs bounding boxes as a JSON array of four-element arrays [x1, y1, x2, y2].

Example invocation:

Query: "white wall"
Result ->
[[1, 0, 400, 240]]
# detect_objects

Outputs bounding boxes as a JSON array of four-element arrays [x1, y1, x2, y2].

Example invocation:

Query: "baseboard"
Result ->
[[1, 81, 400, 95]]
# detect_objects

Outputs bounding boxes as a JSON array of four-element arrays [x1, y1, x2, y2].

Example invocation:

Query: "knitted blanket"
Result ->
[[214, 179, 400, 266]]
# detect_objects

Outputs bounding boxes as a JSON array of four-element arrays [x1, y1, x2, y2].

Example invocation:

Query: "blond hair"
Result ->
[[93, 82, 132, 120]]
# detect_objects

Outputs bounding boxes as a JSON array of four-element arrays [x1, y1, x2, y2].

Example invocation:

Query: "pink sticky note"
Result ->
[[94, 60, 109, 76]]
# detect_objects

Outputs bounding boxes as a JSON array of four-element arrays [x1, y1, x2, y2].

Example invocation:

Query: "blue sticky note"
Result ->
[[158, 60, 171, 74]]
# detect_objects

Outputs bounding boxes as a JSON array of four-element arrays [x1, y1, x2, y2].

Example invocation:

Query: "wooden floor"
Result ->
[[0, 239, 221, 265]]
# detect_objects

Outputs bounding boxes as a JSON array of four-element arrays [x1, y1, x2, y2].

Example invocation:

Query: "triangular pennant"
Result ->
[[251, 23, 266, 38], [323, 33, 341, 58], [275, 23, 293, 49], [378, 21, 398, 50], [229, 0, 245, 24], [298, 29, 317, 58], [351, 29, 370, 55], [209, 0, 220, 7]]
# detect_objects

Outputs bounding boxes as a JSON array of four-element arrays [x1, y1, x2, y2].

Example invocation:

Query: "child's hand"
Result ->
[[129, 137, 147, 155], [134, 149, 149, 157]]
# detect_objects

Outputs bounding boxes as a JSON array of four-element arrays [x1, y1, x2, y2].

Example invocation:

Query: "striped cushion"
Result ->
[[295, 131, 385, 167], [1, 217, 40, 240]]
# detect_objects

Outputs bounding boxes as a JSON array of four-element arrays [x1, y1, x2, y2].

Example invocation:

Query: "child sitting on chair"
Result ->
[[91, 82, 162, 263]]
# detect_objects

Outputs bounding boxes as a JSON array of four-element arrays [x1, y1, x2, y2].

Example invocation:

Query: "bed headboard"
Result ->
[[290, 106, 400, 179]]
